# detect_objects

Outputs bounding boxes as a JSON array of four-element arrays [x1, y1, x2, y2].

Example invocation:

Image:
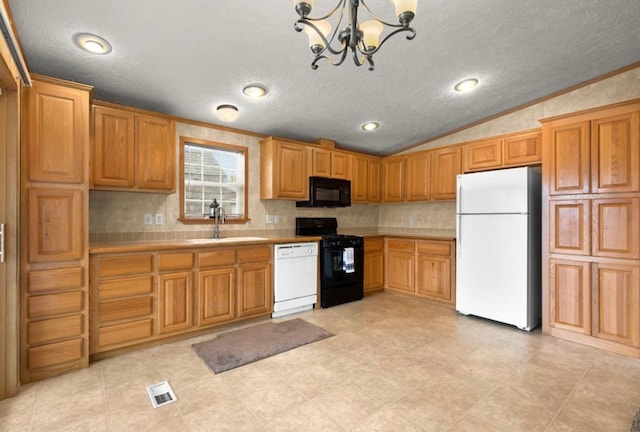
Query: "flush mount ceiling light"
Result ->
[[362, 121, 379, 131], [242, 85, 268, 98], [293, 0, 418, 71], [454, 78, 479, 93], [73, 33, 112, 54], [216, 104, 239, 122]]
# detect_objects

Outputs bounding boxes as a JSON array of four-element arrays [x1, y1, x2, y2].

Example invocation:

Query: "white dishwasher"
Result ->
[[272, 242, 318, 318]]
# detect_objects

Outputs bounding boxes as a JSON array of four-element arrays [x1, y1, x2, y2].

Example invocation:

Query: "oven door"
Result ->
[[321, 245, 364, 287]]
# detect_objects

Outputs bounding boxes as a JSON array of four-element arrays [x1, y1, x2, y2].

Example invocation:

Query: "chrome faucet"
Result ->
[[209, 198, 226, 239]]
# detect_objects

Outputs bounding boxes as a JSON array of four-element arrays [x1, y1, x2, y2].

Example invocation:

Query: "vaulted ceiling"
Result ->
[[8, 0, 640, 155]]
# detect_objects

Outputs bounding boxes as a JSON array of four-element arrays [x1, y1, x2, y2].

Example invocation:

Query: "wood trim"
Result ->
[[0, 52, 20, 399]]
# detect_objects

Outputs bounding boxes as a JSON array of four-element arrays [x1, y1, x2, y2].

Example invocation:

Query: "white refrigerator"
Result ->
[[455, 166, 542, 331]]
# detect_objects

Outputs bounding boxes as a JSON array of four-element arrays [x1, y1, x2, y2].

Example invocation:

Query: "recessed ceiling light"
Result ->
[[243, 85, 267, 98], [73, 33, 112, 55], [362, 121, 380, 131], [216, 104, 239, 122], [454, 78, 479, 93]]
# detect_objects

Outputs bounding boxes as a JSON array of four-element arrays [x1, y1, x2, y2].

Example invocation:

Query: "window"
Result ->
[[179, 137, 248, 223]]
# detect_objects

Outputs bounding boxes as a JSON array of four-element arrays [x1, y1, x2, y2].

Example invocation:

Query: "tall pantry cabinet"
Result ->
[[541, 99, 640, 357], [20, 75, 92, 382]]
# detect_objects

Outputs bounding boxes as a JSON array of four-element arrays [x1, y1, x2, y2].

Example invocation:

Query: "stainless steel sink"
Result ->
[[184, 236, 268, 243]]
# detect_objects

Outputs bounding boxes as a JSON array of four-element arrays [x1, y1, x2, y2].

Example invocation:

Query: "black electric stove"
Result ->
[[295, 217, 364, 308]]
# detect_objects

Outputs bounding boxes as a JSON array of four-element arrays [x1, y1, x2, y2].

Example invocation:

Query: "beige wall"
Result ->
[[377, 66, 640, 233], [89, 66, 640, 241]]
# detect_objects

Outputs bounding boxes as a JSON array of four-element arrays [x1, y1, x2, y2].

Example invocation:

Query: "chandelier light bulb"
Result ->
[[360, 21, 384, 50], [305, 20, 331, 52]]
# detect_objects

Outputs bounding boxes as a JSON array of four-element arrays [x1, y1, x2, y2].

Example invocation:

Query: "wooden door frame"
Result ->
[[0, 55, 21, 400]]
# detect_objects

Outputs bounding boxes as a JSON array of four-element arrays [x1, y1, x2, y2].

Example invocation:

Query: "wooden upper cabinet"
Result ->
[[330, 151, 351, 179], [351, 155, 368, 203], [591, 111, 639, 194], [546, 121, 591, 195], [367, 158, 382, 202], [462, 138, 502, 172], [92, 105, 135, 188], [136, 114, 175, 191], [431, 147, 461, 200], [352, 155, 381, 203], [382, 156, 405, 202], [310, 148, 331, 177], [503, 131, 542, 167], [260, 137, 308, 200], [310, 148, 351, 179], [28, 78, 90, 183], [406, 152, 431, 201], [91, 103, 175, 193]]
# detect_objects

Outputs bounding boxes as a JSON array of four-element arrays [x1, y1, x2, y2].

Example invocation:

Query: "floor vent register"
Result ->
[[146, 381, 177, 408]]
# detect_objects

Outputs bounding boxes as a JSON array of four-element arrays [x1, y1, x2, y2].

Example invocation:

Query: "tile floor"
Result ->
[[2, 292, 640, 431]]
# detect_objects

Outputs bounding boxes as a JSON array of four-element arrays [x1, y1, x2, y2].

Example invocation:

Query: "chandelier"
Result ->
[[293, 0, 418, 71]]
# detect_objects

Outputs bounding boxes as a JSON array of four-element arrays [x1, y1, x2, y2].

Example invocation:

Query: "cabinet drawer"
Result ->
[[28, 315, 83, 345], [158, 252, 194, 271], [98, 275, 153, 300], [28, 291, 83, 318], [199, 248, 236, 268], [99, 297, 153, 322], [238, 246, 271, 264], [28, 267, 83, 294], [365, 238, 384, 252], [417, 241, 451, 256], [99, 254, 153, 277], [98, 319, 153, 348], [28, 338, 83, 369], [386, 239, 415, 252]]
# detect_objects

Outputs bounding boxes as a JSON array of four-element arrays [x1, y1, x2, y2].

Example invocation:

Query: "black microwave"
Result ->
[[296, 176, 351, 208]]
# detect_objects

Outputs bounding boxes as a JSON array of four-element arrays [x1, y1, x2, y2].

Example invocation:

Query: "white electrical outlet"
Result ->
[[266, 215, 275, 224], [155, 213, 164, 225], [274, 215, 280, 224], [408, 216, 415, 225], [144, 214, 153, 225]]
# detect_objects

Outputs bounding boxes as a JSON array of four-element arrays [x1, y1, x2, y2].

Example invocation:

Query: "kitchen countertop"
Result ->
[[89, 236, 322, 254], [89, 232, 456, 254]]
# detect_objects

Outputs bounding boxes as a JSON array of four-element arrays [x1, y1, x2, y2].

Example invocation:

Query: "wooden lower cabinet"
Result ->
[[198, 268, 235, 326], [592, 262, 640, 347], [158, 272, 194, 334], [385, 239, 415, 293], [385, 238, 456, 305], [90, 244, 273, 355], [364, 238, 384, 293], [549, 258, 591, 335], [237, 263, 272, 317]]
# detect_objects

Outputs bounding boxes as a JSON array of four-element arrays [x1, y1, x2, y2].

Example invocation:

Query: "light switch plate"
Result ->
[[144, 214, 153, 225]]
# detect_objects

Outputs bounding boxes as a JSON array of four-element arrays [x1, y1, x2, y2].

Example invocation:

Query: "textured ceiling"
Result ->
[[7, 0, 640, 155]]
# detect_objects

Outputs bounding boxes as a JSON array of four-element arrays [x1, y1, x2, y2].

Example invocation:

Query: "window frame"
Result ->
[[178, 136, 249, 224]]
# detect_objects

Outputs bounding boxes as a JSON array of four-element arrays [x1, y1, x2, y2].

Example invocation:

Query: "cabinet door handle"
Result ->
[[0, 223, 5, 263]]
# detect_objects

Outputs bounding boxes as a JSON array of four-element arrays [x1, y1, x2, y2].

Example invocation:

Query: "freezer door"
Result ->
[[456, 213, 533, 330], [457, 167, 530, 214]]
